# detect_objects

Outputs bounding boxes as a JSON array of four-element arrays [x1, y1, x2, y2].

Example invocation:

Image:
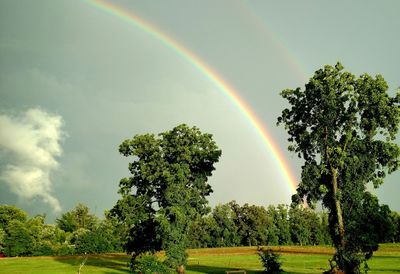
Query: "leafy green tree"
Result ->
[[229, 201, 250, 246], [27, 215, 49, 256], [266, 205, 291, 245], [318, 212, 332, 245], [4, 220, 34, 256], [265, 207, 279, 246], [289, 206, 311, 246], [188, 215, 217, 248], [110, 124, 221, 271], [310, 211, 331, 246], [73, 226, 116, 255], [99, 216, 125, 252], [278, 63, 400, 273], [0, 205, 27, 254], [0, 205, 27, 230], [73, 203, 98, 230], [0, 228, 6, 253], [390, 211, 400, 242], [211, 203, 240, 247], [56, 203, 98, 233], [25, 215, 70, 256], [240, 204, 269, 246], [258, 247, 283, 274], [56, 211, 77, 232]]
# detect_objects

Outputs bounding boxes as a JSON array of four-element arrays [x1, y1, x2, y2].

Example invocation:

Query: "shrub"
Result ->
[[258, 247, 283, 274], [55, 243, 75, 256], [131, 254, 171, 274], [32, 241, 54, 256]]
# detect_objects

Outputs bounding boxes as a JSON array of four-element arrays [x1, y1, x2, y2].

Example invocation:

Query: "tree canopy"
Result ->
[[278, 62, 400, 273], [110, 124, 221, 271], [56, 203, 98, 233]]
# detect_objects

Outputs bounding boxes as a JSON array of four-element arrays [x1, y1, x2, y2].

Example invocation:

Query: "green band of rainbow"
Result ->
[[87, 0, 298, 194]]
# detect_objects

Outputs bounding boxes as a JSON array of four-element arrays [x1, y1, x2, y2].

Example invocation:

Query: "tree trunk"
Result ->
[[331, 168, 345, 248], [331, 168, 347, 273]]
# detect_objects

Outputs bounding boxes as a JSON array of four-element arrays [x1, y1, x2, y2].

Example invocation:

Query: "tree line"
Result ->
[[0, 204, 122, 257], [1, 202, 399, 257], [188, 201, 400, 248]]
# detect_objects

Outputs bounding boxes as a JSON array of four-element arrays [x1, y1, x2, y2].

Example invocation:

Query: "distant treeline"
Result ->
[[1, 202, 399, 257], [188, 201, 400, 248], [0, 204, 123, 257]]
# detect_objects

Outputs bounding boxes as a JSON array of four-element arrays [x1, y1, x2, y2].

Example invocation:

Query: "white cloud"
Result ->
[[0, 108, 64, 213]]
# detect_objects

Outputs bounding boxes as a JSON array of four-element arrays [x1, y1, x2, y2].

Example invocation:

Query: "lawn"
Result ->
[[0, 244, 399, 274]]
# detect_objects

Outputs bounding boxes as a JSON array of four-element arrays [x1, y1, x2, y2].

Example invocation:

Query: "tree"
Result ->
[[389, 211, 400, 242], [74, 219, 123, 254], [0, 205, 27, 230], [3, 220, 34, 256], [211, 203, 240, 247], [56, 203, 98, 233], [188, 215, 216, 248], [0, 228, 5, 253], [277, 63, 400, 273], [289, 206, 312, 246], [266, 205, 291, 245], [110, 124, 221, 272]]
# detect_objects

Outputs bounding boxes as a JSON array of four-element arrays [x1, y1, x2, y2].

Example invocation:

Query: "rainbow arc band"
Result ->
[[87, 0, 298, 194]]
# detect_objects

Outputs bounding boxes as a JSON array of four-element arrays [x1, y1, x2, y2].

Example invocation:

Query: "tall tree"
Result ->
[[110, 124, 221, 272], [3, 220, 33, 257], [0, 205, 27, 230], [56, 203, 98, 233], [289, 206, 311, 246], [266, 205, 291, 245], [211, 203, 240, 247], [278, 63, 400, 273]]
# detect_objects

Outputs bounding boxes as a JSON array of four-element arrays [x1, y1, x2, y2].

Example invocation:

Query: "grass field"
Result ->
[[0, 244, 399, 274]]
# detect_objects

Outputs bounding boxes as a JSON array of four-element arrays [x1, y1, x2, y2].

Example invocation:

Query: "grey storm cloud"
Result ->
[[0, 108, 64, 213]]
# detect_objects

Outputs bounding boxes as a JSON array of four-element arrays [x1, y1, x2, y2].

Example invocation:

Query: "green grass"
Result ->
[[1, 244, 399, 274]]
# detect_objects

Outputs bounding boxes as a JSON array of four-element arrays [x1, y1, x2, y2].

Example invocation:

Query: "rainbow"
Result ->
[[235, 1, 307, 84], [86, 0, 298, 193]]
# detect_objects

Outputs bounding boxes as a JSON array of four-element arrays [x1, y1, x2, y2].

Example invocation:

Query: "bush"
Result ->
[[4, 220, 34, 257], [32, 241, 54, 256], [131, 254, 171, 274], [258, 247, 283, 274], [55, 243, 75, 256]]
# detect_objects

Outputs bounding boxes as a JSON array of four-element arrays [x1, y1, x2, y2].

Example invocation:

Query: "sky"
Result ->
[[0, 0, 399, 220]]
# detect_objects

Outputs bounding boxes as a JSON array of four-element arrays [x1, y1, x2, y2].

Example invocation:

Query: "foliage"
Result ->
[[0, 228, 5, 253], [390, 211, 400, 242], [56, 203, 98, 233], [110, 124, 221, 270], [0, 205, 28, 230], [269, 205, 291, 245], [130, 254, 171, 274], [187, 216, 216, 248], [211, 203, 240, 247], [0, 202, 397, 258], [3, 220, 34, 256], [258, 247, 283, 274], [0, 203, 123, 257], [278, 62, 400, 273], [187, 202, 333, 248], [74, 220, 123, 254]]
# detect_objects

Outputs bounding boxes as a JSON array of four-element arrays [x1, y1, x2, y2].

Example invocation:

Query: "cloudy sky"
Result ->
[[1, 0, 399, 220]]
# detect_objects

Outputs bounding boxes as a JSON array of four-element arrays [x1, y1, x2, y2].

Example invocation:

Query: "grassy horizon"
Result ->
[[0, 244, 399, 274]]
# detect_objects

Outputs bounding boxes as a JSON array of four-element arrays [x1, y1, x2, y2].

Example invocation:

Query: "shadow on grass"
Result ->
[[187, 265, 308, 274], [54, 254, 131, 273], [187, 264, 262, 273]]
